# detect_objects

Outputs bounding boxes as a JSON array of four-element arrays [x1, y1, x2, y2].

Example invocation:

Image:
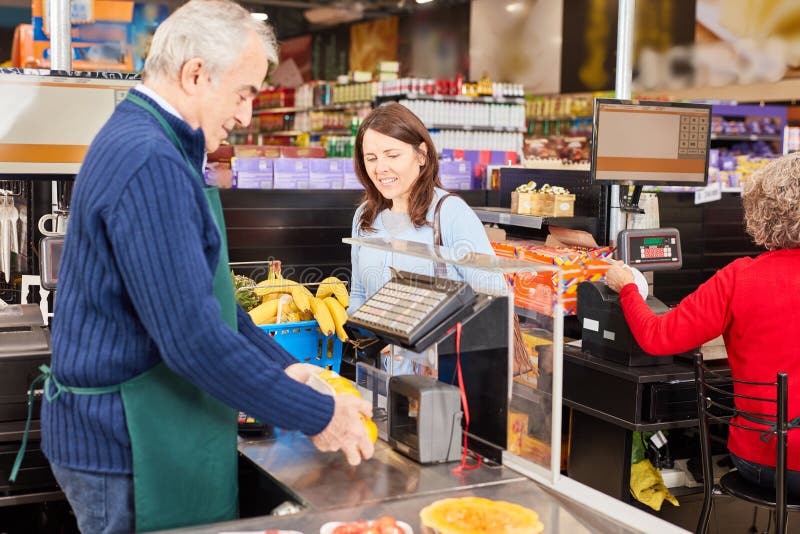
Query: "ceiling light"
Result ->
[[415, 0, 435, 4], [251, 12, 268, 21], [505, 2, 524, 12]]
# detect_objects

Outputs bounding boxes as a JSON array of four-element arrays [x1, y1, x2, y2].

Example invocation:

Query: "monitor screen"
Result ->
[[591, 99, 712, 186]]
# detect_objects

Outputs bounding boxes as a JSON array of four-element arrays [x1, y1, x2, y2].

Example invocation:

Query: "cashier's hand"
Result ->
[[284, 362, 323, 384], [310, 395, 375, 466], [605, 261, 636, 293]]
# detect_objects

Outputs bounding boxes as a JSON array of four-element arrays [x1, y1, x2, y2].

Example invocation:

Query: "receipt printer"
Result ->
[[388, 375, 462, 464], [577, 282, 674, 366]]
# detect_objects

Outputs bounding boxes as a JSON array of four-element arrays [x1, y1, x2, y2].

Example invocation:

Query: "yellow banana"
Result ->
[[299, 310, 314, 321], [262, 292, 286, 304], [254, 279, 297, 297], [309, 296, 335, 336], [322, 296, 349, 342], [290, 283, 312, 313], [316, 277, 349, 308], [248, 299, 279, 325]]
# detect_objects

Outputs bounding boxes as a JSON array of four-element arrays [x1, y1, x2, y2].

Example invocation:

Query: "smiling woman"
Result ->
[[348, 102, 506, 375]]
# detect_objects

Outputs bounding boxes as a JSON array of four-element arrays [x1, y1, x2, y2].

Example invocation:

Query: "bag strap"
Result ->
[[433, 193, 458, 277]]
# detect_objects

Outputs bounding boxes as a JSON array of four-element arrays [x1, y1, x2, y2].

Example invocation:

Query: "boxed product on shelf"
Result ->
[[234, 145, 281, 158], [441, 149, 519, 189], [439, 160, 472, 190], [204, 165, 234, 188], [309, 159, 345, 189], [280, 146, 327, 159], [233, 157, 273, 189], [273, 158, 310, 189], [342, 159, 363, 189]]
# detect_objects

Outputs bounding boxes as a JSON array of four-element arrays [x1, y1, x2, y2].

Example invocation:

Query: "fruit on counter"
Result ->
[[309, 296, 335, 336], [316, 276, 350, 308], [316, 370, 378, 444], [330, 516, 406, 534], [322, 296, 349, 342], [419, 497, 543, 534], [231, 272, 259, 312]]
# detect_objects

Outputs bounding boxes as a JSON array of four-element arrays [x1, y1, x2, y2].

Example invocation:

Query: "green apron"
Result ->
[[12, 92, 240, 532]]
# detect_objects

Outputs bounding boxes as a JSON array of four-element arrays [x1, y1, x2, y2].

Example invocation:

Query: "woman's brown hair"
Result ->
[[353, 102, 441, 233]]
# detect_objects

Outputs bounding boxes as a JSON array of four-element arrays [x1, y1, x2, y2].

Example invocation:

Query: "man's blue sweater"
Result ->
[[42, 90, 334, 474]]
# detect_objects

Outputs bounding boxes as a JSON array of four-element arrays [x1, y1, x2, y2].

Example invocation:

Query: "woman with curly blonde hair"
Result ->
[[605, 152, 800, 496]]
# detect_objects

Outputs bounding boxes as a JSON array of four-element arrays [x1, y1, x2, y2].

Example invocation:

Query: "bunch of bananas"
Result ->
[[247, 274, 350, 342]]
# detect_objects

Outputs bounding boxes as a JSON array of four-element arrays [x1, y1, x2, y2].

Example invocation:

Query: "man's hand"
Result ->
[[605, 260, 636, 293], [284, 362, 323, 384], [310, 394, 374, 466]]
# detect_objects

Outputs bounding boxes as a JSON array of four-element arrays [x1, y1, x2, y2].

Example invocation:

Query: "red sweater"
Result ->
[[619, 248, 800, 471]]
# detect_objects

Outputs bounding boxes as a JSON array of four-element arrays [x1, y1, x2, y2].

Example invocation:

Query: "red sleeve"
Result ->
[[618, 266, 735, 355]]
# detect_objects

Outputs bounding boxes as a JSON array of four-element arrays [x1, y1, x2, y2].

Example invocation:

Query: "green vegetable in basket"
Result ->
[[231, 271, 259, 311]]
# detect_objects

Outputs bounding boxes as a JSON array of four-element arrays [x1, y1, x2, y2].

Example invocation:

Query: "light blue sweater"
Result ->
[[349, 189, 506, 374], [349, 188, 503, 312]]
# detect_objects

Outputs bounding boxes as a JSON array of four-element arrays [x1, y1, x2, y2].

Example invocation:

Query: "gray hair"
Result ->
[[742, 152, 800, 250], [143, 0, 278, 83]]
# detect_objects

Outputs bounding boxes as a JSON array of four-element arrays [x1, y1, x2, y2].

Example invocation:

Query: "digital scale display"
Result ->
[[617, 228, 682, 271]]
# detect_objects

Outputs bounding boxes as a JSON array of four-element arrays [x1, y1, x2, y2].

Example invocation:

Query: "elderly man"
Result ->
[[38, 1, 373, 532]]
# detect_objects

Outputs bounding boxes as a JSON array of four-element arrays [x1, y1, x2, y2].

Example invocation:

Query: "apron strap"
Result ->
[[9, 365, 121, 482]]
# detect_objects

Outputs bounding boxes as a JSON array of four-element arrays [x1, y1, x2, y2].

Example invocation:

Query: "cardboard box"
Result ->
[[280, 146, 327, 159], [540, 193, 576, 217], [309, 159, 345, 189], [31, 1, 168, 71], [511, 192, 533, 214], [233, 157, 273, 189], [273, 158, 309, 189], [234, 145, 281, 159], [342, 158, 362, 189]]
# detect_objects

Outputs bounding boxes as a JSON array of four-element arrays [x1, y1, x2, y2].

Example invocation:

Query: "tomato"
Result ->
[[331, 517, 402, 534]]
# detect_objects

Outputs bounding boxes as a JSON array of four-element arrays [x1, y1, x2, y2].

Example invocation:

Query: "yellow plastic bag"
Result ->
[[630, 459, 680, 511]]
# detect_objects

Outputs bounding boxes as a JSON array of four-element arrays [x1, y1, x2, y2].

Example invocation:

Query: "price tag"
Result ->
[[694, 181, 722, 205], [498, 213, 511, 224]]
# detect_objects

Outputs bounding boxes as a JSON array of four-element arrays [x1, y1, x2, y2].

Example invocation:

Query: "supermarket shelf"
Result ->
[[309, 129, 353, 136], [710, 133, 782, 142], [260, 130, 305, 137], [639, 78, 800, 103], [254, 106, 305, 115], [377, 93, 525, 105], [311, 101, 372, 111], [427, 124, 526, 133], [526, 115, 592, 122], [473, 206, 595, 231]]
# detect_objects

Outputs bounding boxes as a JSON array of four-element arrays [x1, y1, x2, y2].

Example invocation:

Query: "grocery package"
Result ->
[[493, 230, 614, 316], [510, 182, 575, 217], [419, 497, 543, 534]]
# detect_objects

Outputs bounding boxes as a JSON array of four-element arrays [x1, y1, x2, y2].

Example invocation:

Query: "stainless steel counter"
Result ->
[[160, 432, 644, 534], [238, 430, 523, 511]]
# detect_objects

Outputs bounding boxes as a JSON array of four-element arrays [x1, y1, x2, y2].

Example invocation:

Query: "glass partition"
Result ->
[[345, 236, 564, 482]]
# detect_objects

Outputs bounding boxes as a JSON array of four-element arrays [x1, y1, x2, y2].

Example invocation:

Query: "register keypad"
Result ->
[[348, 271, 477, 348]]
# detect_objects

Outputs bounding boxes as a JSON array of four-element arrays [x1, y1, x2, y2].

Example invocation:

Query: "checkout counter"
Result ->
[[162, 237, 686, 533], [566, 229, 730, 508]]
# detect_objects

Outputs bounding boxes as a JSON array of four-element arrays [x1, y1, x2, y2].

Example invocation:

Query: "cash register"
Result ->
[[346, 258, 512, 463], [577, 228, 689, 366]]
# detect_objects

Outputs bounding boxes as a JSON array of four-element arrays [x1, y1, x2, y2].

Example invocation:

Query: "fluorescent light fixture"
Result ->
[[415, 0, 435, 4], [505, 2, 524, 12], [251, 12, 268, 21]]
